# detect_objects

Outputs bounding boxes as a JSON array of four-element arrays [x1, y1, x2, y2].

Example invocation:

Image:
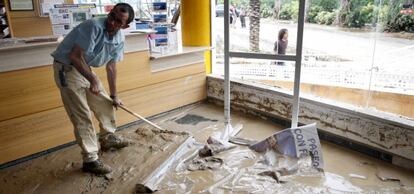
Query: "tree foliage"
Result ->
[[215, 0, 413, 32]]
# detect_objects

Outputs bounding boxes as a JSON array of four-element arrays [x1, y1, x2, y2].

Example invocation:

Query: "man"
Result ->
[[51, 3, 135, 174], [239, 8, 246, 28]]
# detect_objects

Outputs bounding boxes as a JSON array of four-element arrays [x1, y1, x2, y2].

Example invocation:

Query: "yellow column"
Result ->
[[181, 0, 212, 73]]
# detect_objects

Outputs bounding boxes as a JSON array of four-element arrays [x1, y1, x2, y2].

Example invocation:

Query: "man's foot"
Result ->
[[82, 159, 112, 174], [100, 133, 133, 151]]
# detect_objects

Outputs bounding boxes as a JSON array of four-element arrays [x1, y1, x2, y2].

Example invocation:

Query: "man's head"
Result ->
[[106, 3, 134, 35]]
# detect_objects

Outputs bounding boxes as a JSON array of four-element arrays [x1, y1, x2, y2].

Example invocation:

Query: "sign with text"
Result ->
[[249, 123, 324, 170]]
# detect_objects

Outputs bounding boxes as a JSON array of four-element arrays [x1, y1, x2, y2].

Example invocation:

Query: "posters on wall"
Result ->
[[151, 2, 169, 50], [154, 26, 168, 47], [49, 4, 97, 36], [51, 24, 71, 36], [50, 9, 70, 24], [40, 0, 65, 17], [153, 2, 167, 11], [153, 14, 167, 23]]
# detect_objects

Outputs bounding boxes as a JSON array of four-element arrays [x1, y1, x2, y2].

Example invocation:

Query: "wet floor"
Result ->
[[1, 102, 413, 193], [157, 103, 414, 193]]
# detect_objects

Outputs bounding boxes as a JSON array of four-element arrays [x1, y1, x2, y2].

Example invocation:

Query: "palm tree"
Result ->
[[249, 0, 261, 52], [273, 0, 281, 19], [304, 0, 312, 22], [338, 0, 350, 26]]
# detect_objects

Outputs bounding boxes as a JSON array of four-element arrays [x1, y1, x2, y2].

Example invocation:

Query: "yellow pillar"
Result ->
[[181, 0, 212, 73]]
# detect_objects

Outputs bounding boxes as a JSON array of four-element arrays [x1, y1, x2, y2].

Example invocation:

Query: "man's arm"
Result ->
[[106, 60, 123, 107], [69, 44, 100, 94], [106, 60, 117, 98]]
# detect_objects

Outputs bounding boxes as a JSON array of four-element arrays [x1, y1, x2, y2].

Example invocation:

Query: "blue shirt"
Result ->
[[51, 17, 124, 67]]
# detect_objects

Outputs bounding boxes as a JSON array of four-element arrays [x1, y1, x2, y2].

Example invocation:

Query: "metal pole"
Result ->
[[291, 0, 306, 128], [210, 1, 217, 74], [224, 0, 230, 126], [365, 0, 382, 108]]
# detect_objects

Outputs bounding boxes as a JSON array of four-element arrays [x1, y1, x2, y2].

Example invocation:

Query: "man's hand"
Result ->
[[89, 76, 100, 95], [70, 45, 100, 94], [111, 96, 123, 109]]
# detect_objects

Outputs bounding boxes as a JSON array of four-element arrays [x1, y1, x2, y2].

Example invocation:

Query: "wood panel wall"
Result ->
[[0, 51, 206, 164]]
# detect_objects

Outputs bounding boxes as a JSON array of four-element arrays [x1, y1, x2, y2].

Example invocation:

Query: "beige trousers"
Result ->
[[53, 61, 116, 162]]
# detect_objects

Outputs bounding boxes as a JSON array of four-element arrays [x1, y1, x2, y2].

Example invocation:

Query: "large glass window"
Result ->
[[214, 0, 298, 54], [300, 0, 414, 118], [214, 0, 299, 93], [213, 0, 414, 120]]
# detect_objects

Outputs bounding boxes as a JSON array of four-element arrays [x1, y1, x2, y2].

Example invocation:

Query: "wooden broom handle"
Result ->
[[100, 93, 163, 130], [118, 105, 163, 130]]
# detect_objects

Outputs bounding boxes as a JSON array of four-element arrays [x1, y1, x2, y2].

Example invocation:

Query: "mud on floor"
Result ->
[[1, 103, 414, 194], [0, 127, 190, 194]]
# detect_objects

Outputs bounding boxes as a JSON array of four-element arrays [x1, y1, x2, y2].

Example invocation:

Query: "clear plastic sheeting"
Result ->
[[158, 143, 370, 193], [159, 144, 413, 193]]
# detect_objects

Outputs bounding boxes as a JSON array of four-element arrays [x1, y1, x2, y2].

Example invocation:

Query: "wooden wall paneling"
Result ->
[[9, 17, 53, 37], [0, 72, 207, 164], [0, 65, 61, 121], [114, 72, 207, 126], [94, 52, 205, 92], [0, 107, 74, 164], [0, 51, 205, 121]]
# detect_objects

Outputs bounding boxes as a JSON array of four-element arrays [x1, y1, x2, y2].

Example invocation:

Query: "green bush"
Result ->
[[340, 1, 374, 28], [373, 4, 389, 25], [307, 6, 322, 23], [345, 12, 363, 27], [385, 14, 414, 32], [383, 0, 414, 32], [279, 0, 299, 21], [261, 6, 273, 18], [312, 0, 339, 12], [315, 11, 336, 25], [360, 3, 375, 25]]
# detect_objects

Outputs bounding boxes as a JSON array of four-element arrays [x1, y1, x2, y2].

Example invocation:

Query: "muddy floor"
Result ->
[[1, 103, 413, 194], [0, 127, 191, 194]]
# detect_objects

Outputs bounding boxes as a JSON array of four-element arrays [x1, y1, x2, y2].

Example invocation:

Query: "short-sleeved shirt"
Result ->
[[51, 17, 124, 67]]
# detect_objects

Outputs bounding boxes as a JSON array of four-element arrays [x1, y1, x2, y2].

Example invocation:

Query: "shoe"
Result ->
[[82, 159, 112, 174], [99, 133, 133, 151]]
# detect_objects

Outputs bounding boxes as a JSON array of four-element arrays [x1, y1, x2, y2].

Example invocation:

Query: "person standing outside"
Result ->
[[274, 29, 288, 65], [51, 3, 134, 174], [230, 4, 238, 28], [240, 7, 246, 28]]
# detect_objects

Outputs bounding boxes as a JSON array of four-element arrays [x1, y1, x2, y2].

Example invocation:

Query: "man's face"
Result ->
[[107, 9, 129, 34]]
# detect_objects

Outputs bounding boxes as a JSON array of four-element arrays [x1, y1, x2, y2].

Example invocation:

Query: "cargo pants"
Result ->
[[53, 61, 116, 162]]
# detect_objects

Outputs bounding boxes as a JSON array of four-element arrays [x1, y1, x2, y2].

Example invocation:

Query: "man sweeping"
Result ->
[[51, 3, 134, 174]]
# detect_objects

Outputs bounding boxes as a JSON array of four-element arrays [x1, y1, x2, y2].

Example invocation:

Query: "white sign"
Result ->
[[40, 0, 64, 17], [49, 5, 95, 36], [50, 12, 70, 24], [51, 24, 71, 36], [250, 123, 324, 170]]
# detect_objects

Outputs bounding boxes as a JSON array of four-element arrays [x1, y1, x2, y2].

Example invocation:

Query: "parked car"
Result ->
[[216, 4, 224, 17]]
